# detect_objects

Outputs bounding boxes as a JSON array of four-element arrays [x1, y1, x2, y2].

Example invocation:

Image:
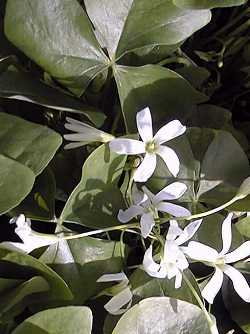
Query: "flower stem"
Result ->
[[182, 273, 217, 334], [182, 196, 241, 221], [61, 222, 139, 241]]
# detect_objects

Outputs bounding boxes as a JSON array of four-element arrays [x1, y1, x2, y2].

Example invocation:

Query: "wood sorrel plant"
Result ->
[[0, 0, 250, 333]]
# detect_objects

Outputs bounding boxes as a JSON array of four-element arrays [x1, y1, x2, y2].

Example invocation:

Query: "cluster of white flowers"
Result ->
[[90, 107, 250, 318], [2, 108, 249, 328]]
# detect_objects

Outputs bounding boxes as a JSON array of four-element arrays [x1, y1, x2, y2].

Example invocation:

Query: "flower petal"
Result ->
[[157, 202, 190, 217], [65, 119, 94, 133], [132, 184, 148, 205], [140, 212, 155, 238], [141, 186, 155, 203], [118, 206, 144, 223], [220, 213, 233, 256], [154, 182, 187, 203], [143, 245, 162, 276], [225, 241, 250, 263], [136, 107, 153, 142], [97, 272, 127, 283], [166, 220, 183, 241], [175, 219, 203, 246], [64, 141, 89, 150], [154, 120, 186, 144], [64, 133, 95, 142], [157, 145, 180, 177], [104, 287, 133, 315], [184, 241, 219, 262], [174, 270, 183, 289], [224, 264, 250, 302], [109, 139, 145, 155], [202, 268, 224, 304], [134, 153, 156, 182]]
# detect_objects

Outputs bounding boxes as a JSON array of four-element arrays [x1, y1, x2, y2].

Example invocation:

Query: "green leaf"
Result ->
[[60, 144, 126, 227], [236, 216, 250, 239], [0, 249, 73, 320], [10, 168, 56, 221], [40, 237, 126, 303], [114, 64, 207, 131], [130, 268, 202, 306], [11, 306, 92, 334], [173, 0, 247, 9], [148, 128, 250, 210], [0, 276, 49, 321], [0, 113, 62, 175], [5, 0, 109, 96], [85, 0, 211, 60], [0, 155, 35, 215], [0, 69, 106, 126], [112, 297, 211, 334]]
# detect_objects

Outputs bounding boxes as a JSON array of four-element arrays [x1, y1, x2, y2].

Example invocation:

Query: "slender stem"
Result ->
[[183, 273, 215, 332], [182, 196, 240, 221], [61, 222, 139, 241]]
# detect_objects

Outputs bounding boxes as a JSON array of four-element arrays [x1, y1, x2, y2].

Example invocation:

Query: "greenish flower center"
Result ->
[[145, 140, 158, 153], [215, 257, 225, 269]]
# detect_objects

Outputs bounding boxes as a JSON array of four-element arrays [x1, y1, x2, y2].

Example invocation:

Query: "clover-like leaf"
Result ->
[[40, 237, 127, 303], [112, 297, 212, 334], [12, 306, 92, 334], [60, 144, 126, 227], [0, 113, 61, 214], [4, 0, 109, 96]]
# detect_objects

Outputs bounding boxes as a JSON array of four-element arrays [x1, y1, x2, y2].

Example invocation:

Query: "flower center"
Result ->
[[215, 257, 225, 269], [145, 140, 158, 154]]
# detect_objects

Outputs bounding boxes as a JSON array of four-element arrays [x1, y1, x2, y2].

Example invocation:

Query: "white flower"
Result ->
[[0, 214, 59, 253], [109, 107, 186, 182], [184, 213, 250, 304], [143, 219, 202, 288], [118, 182, 190, 238], [97, 272, 132, 315], [64, 117, 114, 149]]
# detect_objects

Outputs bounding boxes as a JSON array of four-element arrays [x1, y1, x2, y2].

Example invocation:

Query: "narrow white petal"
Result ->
[[220, 213, 233, 256], [175, 219, 203, 246], [143, 245, 161, 275], [166, 220, 183, 241], [136, 107, 153, 142], [97, 272, 127, 283], [131, 184, 148, 205], [134, 154, 156, 182], [64, 133, 95, 141], [154, 120, 186, 144], [104, 287, 132, 315], [65, 117, 93, 127], [64, 142, 89, 150], [140, 212, 155, 238], [174, 270, 183, 289], [154, 182, 187, 203], [109, 139, 145, 155], [141, 186, 156, 203], [157, 145, 180, 177], [65, 122, 94, 133], [157, 202, 190, 217], [202, 268, 224, 304], [14, 214, 27, 226], [184, 241, 219, 262], [224, 264, 250, 302], [176, 250, 189, 271], [225, 241, 250, 263], [118, 206, 144, 223]]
